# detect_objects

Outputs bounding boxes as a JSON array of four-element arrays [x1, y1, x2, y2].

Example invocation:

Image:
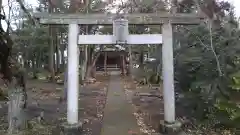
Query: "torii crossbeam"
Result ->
[[34, 12, 204, 134], [34, 12, 204, 25]]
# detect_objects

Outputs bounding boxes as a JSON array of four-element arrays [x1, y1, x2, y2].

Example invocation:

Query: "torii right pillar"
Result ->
[[160, 21, 182, 134]]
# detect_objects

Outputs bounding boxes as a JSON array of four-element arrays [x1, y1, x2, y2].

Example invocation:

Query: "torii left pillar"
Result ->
[[60, 23, 82, 135]]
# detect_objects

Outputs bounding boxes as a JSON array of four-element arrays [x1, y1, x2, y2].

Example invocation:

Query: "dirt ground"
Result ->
[[122, 77, 164, 134], [0, 73, 203, 135], [0, 73, 109, 135], [121, 76, 223, 135]]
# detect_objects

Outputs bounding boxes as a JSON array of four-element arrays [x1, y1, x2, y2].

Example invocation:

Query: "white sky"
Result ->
[[18, 0, 240, 17], [2, 0, 240, 15], [227, 0, 240, 16], [1, 0, 240, 30]]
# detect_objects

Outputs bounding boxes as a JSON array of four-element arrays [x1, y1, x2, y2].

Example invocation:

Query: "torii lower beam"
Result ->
[[77, 34, 162, 44]]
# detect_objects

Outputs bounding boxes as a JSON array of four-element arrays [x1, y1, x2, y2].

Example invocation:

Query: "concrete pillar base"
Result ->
[[60, 122, 82, 135], [159, 120, 185, 135]]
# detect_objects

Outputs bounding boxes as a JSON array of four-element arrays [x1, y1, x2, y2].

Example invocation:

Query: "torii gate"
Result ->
[[34, 12, 204, 134]]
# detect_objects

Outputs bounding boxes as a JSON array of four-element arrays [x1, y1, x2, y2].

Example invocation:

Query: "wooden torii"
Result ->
[[34, 11, 204, 134]]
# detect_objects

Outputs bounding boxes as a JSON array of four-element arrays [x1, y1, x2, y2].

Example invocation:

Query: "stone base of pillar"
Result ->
[[159, 120, 185, 135], [60, 122, 82, 135]]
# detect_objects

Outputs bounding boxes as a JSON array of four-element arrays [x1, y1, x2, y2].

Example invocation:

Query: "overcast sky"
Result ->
[[2, 0, 240, 15], [20, 0, 240, 17], [1, 0, 240, 30], [228, 0, 240, 16]]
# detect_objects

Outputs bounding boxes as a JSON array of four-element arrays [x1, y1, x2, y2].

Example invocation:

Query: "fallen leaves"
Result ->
[[113, 92, 121, 96], [123, 78, 159, 135], [128, 129, 139, 135]]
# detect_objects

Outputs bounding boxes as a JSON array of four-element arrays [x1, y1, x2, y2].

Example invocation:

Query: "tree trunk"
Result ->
[[60, 33, 65, 71], [86, 52, 100, 80], [122, 55, 126, 76], [91, 65, 96, 78], [104, 52, 107, 75], [8, 81, 27, 134], [32, 58, 38, 79], [23, 47, 29, 70], [128, 45, 133, 78], [120, 55, 123, 74], [0, 2, 28, 133], [36, 53, 39, 69], [60, 48, 65, 69], [7, 67, 28, 133], [23, 57, 28, 70], [89, 46, 96, 78], [80, 50, 85, 82], [83, 45, 88, 80], [48, 7, 55, 82], [56, 35, 60, 74], [87, 46, 94, 69], [37, 51, 42, 68], [85, 46, 93, 79]]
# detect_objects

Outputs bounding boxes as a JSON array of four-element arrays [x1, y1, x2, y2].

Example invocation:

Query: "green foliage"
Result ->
[[12, 25, 49, 60], [229, 76, 240, 91], [212, 75, 240, 128], [148, 74, 161, 84], [174, 12, 240, 133], [0, 89, 8, 101], [5, 0, 239, 133]]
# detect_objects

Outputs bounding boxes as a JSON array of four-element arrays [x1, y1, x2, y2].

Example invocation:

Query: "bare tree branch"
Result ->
[[6, 0, 13, 33], [15, 0, 36, 25], [208, 20, 223, 76]]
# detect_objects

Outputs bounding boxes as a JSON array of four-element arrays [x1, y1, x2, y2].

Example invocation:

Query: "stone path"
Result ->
[[101, 71, 140, 135]]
